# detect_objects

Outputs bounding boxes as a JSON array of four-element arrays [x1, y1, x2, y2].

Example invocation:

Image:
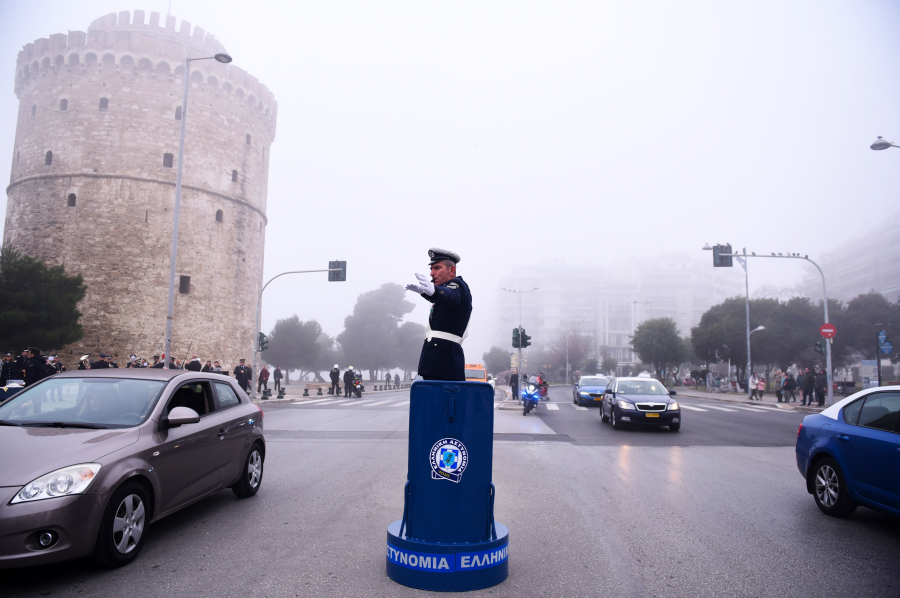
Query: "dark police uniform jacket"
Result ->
[[234, 365, 252, 387], [417, 276, 472, 381]]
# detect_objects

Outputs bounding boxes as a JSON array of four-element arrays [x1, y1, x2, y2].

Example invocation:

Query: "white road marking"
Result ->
[[391, 401, 410, 407], [699, 405, 738, 412], [341, 400, 373, 406], [546, 403, 559, 410], [364, 400, 392, 407], [293, 398, 334, 405], [494, 402, 501, 409], [733, 406, 771, 413], [572, 405, 588, 411], [679, 405, 708, 412]]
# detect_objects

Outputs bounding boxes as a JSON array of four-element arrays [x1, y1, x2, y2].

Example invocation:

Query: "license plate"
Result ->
[[593, 397, 601, 401], [645, 413, 659, 418]]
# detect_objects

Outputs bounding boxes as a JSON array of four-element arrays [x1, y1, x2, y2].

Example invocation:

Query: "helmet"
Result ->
[[334, 364, 339, 369], [349, 366, 353, 370]]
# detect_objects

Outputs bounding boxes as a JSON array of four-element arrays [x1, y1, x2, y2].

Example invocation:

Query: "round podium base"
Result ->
[[385, 520, 509, 592]]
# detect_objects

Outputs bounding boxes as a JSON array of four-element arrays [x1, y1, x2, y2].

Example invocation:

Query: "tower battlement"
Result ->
[[15, 10, 276, 138]]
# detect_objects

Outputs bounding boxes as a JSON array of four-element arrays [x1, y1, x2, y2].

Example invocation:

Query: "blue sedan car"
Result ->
[[573, 376, 609, 406], [796, 386, 900, 518]]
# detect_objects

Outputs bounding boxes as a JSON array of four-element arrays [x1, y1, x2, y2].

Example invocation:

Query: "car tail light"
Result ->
[[797, 423, 803, 438], [256, 402, 264, 422]]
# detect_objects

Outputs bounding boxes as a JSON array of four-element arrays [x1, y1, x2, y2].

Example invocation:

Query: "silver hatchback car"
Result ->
[[0, 368, 265, 569]]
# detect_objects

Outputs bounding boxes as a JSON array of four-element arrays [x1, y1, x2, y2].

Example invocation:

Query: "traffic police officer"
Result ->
[[406, 248, 472, 381], [234, 359, 253, 392]]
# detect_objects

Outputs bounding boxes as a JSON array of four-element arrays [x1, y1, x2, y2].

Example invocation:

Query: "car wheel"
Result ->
[[812, 457, 857, 517], [91, 481, 149, 568], [611, 407, 622, 430], [601, 405, 609, 423], [232, 443, 264, 498], [573, 394, 577, 404], [669, 423, 681, 431]]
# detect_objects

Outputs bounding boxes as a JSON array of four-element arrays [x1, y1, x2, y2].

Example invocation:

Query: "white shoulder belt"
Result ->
[[425, 309, 471, 345]]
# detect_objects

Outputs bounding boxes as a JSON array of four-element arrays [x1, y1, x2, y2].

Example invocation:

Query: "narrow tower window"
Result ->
[[179, 276, 191, 294], [31, 105, 36, 116], [246, 134, 251, 145], [60, 99, 68, 110], [67, 193, 76, 207], [45, 151, 53, 165], [215, 209, 223, 223], [231, 170, 238, 182], [175, 106, 182, 120], [163, 153, 174, 168], [99, 97, 108, 111]]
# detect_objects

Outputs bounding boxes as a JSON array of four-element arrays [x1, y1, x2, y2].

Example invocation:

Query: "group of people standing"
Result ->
[[768, 368, 828, 406], [1, 350, 65, 387]]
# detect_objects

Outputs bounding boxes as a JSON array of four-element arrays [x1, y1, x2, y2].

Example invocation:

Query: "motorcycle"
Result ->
[[522, 381, 545, 416], [353, 378, 363, 398]]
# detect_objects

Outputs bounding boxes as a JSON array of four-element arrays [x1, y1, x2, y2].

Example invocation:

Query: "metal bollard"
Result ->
[[303, 388, 309, 397], [317, 388, 323, 396]]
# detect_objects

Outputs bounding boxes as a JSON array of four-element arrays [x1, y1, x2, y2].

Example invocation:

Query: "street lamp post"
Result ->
[[703, 245, 834, 405], [163, 52, 232, 369], [252, 268, 342, 399]]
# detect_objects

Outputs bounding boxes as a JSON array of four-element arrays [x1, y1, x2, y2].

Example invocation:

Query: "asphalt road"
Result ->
[[4, 385, 900, 597]]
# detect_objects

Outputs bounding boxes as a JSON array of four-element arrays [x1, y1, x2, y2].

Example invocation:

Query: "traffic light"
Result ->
[[713, 244, 733, 267], [521, 329, 532, 348], [328, 260, 347, 281], [814, 339, 826, 355], [258, 332, 269, 352], [512, 328, 520, 348]]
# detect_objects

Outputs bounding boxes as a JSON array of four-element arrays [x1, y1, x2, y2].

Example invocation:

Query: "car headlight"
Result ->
[[616, 400, 636, 410], [668, 401, 679, 411], [579, 391, 590, 397], [528, 385, 536, 393], [11, 463, 101, 504]]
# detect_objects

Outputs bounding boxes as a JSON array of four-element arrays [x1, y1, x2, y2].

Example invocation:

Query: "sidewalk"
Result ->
[[674, 387, 829, 414]]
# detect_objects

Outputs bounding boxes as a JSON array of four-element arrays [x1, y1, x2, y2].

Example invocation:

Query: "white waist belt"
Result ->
[[426, 330, 465, 344]]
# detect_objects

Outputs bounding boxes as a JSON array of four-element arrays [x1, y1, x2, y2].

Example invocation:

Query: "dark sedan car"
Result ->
[[796, 386, 899, 518], [573, 376, 609, 406], [600, 377, 680, 431], [0, 368, 265, 569]]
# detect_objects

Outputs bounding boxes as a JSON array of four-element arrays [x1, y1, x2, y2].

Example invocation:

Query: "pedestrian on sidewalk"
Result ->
[[274, 365, 284, 393], [783, 373, 797, 402], [257, 365, 270, 394], [815, 368, 827, 407], [749, 373, 760, 400], [801, 367, 815, 406], [756, 375, 766, 400], [394, 373, 400, 386], [774, 370, 784, 402], [385, 371, 392, 388]]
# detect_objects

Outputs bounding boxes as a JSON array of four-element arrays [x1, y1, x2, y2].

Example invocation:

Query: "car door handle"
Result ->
[[218, 428, 227, 439], [837, 435, 849, 441]]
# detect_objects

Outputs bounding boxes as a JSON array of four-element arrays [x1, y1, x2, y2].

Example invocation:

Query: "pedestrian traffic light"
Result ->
[[713, 244, 733, 267], [814, 339, 826, 355], [521, 329, 532, 348], [258, 332, 269, 352], [328, 260, 347, 281], [512, 328, 520, 348]]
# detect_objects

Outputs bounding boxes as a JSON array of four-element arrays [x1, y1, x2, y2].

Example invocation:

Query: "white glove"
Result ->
[[405, 273, 435, 296]]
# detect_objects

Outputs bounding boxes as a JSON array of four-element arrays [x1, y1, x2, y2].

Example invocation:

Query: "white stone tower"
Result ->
[[4, 10, 277, 367]]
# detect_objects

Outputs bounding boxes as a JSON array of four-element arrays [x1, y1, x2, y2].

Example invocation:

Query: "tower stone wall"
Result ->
[[4, 10, 277, 367]]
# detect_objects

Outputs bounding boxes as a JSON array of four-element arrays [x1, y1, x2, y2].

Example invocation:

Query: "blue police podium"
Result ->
[[386, 380, 509, 592]]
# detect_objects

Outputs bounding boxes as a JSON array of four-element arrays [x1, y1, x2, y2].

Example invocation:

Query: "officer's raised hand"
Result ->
[[406, 273, 435, 296]]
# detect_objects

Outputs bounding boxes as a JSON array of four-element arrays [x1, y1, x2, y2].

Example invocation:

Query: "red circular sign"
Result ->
[[820, 323, 837, 339]]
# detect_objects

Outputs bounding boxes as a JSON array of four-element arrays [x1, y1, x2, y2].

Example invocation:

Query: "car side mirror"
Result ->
[[607, 391, 615, 398], [574, 383, 579, 388], [163, 406, 200, 428], [669, 390, 677, 396]]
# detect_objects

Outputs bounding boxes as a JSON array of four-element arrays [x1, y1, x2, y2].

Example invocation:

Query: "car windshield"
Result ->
[[616, 380, 668, 395], [579, 377, 608, 387], [465, 369, 486, 379], [0, 378, 166, 428]]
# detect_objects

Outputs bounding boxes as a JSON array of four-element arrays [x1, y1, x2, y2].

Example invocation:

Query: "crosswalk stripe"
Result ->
[[494, 402, 501, 409], [341, 400, 373, 406], [679, 405, 708, 412], [294, 398, 334, 405], [572, 405, 588, 411], [701, 405, 738, 412], [733, 406, 770, 413], [365, 400, 392, 407], [546, 403, 559, 410], [392, 401, 410, 407]]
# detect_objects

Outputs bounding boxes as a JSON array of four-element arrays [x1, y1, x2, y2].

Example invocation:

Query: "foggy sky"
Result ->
[[2, 1, 900, 363]]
